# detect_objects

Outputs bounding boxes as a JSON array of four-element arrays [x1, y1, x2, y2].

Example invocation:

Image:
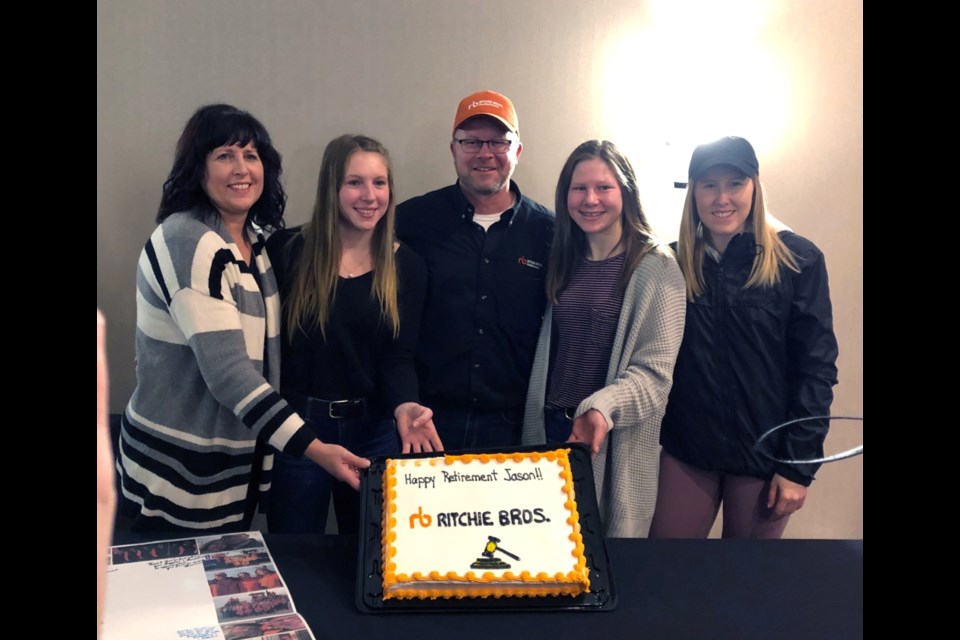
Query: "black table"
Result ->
[[266, 535, 862, 640]]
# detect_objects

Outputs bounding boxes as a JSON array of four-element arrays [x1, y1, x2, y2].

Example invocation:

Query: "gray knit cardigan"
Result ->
[[522, 245, 686, 537]]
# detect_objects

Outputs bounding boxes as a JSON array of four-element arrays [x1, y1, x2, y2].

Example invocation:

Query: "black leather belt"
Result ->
[[288, 393, 368, 420], [547, 407, 578, 420]]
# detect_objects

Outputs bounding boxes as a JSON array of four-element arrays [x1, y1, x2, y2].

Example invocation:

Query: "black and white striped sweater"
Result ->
[[118, 211, 315, 530]]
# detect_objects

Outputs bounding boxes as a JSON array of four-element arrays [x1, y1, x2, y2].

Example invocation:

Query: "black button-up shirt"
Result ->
[[396, 181, 555, 410]]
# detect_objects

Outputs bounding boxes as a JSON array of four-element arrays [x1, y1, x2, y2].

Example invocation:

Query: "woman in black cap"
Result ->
[[650, 137, 839, 538]]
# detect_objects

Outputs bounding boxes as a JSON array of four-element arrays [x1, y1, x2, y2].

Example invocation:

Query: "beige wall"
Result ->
[[97, 0, 862, 538]]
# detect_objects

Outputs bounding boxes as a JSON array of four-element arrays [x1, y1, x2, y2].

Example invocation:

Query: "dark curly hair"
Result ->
[[157, 104, 287, 231]]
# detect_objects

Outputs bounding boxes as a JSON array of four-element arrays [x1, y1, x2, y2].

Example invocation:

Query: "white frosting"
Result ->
[[386, 455, 581, 581]]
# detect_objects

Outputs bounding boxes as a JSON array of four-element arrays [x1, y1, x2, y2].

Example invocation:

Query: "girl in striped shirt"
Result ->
[[522, 140, 686, 537]]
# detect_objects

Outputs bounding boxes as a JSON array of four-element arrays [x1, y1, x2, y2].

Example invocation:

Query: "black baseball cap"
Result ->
[[688, 136, 759, 181]]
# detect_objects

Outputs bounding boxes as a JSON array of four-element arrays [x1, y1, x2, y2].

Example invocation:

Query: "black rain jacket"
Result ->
[[660, 231, 839, 485]]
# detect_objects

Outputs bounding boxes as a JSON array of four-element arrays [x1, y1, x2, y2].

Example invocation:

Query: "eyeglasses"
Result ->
[[453, 138, 514, 154]]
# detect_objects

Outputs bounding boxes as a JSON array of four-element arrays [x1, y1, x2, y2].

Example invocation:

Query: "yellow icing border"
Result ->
[[381, 449, 590, 600]]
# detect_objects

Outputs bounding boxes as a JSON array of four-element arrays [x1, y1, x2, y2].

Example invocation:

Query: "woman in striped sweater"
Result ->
[[522, 140, 686, 537], [117, 104, 369, 533]]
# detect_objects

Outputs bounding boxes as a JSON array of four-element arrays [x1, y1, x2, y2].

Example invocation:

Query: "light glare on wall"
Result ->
[[601, 0, 791, 239]]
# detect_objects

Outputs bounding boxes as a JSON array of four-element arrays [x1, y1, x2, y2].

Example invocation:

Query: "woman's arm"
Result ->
[[777, 237, 840, 485], [303, 439, 370, 490], [149, 220, 367, 478], [382, 246, 443, 453], [97, 310, 115, 639]]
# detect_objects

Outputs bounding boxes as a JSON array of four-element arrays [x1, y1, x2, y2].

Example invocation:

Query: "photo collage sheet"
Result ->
[[102, 531, 314, 640]]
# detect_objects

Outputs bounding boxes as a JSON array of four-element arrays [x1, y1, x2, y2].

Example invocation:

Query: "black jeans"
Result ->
[[267, 414, 399, 534], [429, 405, 524, 450], [544, 407, 575, 444]]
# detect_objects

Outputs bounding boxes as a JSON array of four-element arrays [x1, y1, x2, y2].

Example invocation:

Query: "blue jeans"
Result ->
[[430, 405, 524, 451], [267, 414, 399, 534], [544, 407, 575, 444]]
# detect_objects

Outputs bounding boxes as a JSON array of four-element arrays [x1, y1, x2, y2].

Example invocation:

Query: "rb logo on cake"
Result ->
[[409, 506, 432, 528]]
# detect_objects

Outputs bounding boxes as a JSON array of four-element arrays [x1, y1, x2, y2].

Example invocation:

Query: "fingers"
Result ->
[[400, 430, 415, 454], [406, 439, 431, 454], [401, 433, 436, 455], [768, 474, 807, 516], [565, 413, 606, 457], [586, 432, 602, 458], [341, 452, 369, 491], [565, 432, 585, 446], [418, 420, 443, 451], [775, 495, 806, 517], [341, 450, 370, 470], [591, 440, 602, 458], [411, 406, 433, 428], [590, 422, 605, 457], [397, 407, 443, 455], [342, 468, 361, 491], [412, 437, 439, 454], [396, 403, 434, 429]]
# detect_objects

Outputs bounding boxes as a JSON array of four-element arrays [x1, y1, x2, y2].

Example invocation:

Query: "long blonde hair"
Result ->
[[677, 176, 799, 300], [546, 140, 656, 304], [284, 134, 399, 339]]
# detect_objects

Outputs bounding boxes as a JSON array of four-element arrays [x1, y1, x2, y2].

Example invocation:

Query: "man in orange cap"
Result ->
[[396, 90, 555, 451]]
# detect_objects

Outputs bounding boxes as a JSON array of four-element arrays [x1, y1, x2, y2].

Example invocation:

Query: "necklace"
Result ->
[[588, 238, 624, 262], [340, 251, 372, 278], [604, 239, 624, 260]]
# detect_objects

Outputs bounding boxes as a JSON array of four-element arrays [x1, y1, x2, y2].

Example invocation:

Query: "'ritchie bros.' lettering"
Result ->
[[410, 507, 551, 528]]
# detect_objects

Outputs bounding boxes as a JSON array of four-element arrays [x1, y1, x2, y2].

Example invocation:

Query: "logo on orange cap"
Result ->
[[453, 90, 519, 135]]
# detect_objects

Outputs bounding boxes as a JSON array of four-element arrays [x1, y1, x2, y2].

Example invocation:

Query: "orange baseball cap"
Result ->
[[452, 90, 519, 135]]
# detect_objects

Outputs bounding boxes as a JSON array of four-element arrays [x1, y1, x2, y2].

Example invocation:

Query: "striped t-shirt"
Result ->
[[546, 253, 626, 409]]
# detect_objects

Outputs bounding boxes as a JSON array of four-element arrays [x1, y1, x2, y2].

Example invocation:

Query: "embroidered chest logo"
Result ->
[[517, 256, 544, 270]]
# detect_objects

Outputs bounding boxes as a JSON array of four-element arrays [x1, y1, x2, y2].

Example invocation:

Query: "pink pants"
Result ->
[[649, 450, 791, 539]]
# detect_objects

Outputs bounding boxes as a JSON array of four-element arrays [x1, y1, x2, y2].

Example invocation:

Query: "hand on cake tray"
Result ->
[[395, 402, 445, 454], [568, 408, 609, 458], [305, 440, 371, 490]]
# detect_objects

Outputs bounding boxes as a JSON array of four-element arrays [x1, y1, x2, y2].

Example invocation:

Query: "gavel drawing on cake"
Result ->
[[480, 536, 520, 561]]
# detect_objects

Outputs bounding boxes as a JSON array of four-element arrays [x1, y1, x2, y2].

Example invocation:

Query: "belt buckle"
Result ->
[[328, 399, 362, 419], [328, 400, 350, 419]]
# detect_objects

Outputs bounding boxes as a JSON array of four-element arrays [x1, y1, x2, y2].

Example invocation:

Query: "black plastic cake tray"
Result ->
[[355, 442, 617, 613]]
